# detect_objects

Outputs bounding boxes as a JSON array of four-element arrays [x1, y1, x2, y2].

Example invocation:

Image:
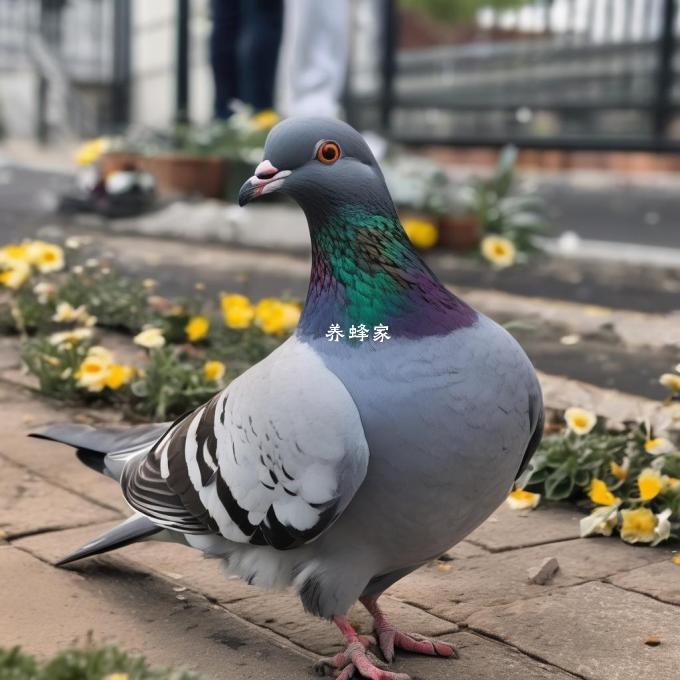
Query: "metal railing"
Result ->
[[347, 0, 680, 151]]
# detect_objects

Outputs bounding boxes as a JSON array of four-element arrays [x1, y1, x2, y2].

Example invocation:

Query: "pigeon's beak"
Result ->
[[238, 160, 291, 207]]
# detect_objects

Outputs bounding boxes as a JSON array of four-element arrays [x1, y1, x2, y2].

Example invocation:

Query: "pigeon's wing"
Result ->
[[121, 339, 370, 549]]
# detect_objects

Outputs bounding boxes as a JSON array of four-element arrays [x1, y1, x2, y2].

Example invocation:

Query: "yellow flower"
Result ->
[[0, 260, 30, 289], [75, 137, 110, 165], [620, 508, 671, 545], [26, 241, 64, 273], [104, 364, 135, 390], [672, 555, 680, 566], [402, 219, 438, 250], [103, 674, 129, 680], [203, 360, 226, 382], [580, 504, 619, 538], [506, 488, 540, 510], [76, 352, 113, 392], [133, 327, 165, 349], [638, 467, 664, 501], [221, 294, 255, 329], [480, 235, 516, 268], [52, 302, 87, 323], [49, 327, 93, 347], [659, 373, 680, 392], [564, 407, 597, 435], [185, 315, 210, 342], [588, 478, 619, 506], [0, 243, 29, 263], [620, 508, 656, 544], [645, 437, 674, 455], [251, 109, 280, 131], [254, 298, 301, 335], [610, 459, 629, 482]]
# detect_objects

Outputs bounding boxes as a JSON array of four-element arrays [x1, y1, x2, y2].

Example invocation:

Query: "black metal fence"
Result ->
[[348, 0, 680, 151]]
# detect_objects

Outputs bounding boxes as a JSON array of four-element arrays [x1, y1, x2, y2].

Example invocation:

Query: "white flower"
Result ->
[[653, 509, 672, 546], [506, 488, 541, 510], [564, 407, 597, 435], [133, 327, 165, 349], [52, 302, 87, 323], [580, 504, 619, 538], [644, 437, 675, 455], [33, 281, 57, 304], [48, 327, 93, 347]]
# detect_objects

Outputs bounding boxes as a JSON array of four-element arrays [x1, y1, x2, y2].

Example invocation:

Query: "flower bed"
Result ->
[[509, 406, 680, 547], [0, 239, 297, 420]]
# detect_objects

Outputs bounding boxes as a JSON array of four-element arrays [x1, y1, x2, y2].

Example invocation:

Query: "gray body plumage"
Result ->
[[191, 313, 541, 618]]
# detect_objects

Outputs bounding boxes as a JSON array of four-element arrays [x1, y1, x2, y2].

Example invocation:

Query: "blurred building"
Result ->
[[1, 0, 679, 152]]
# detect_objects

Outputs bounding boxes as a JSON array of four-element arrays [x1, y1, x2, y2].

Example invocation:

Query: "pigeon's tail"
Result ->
[[56, 513, 162, 566], [29, 421, 169, 481]]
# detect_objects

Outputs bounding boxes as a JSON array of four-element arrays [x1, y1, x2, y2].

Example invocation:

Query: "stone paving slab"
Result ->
[[0, 457, 118, 538], [227, 591, 457, 656], [466, 581, 680, 680], [389, 538, 672, 622], [0, 402, 128, 513], [466, 503, 580, 552], [16, 522, 263, 605], [608, 560, 680, 607], [16, 523, 458, 658], [0, 546, 312, 679], [402, 631, 577, 680]]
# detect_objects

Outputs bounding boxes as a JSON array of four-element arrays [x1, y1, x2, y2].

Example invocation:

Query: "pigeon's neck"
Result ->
[[297, 206, 476, 340]]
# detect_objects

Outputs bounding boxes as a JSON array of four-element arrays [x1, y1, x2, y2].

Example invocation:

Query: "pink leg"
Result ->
[[360, 596, 458, 664], [314, 615, 411, 680]]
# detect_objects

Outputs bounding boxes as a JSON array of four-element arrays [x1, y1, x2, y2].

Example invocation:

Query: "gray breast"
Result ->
[[306, 314, 542, 570]]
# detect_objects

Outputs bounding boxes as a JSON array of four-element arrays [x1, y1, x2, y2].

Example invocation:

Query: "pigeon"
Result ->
[[34, 117, 543, 680]]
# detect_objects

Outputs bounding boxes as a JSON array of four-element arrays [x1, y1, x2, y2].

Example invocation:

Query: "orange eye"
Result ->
[[316, 141, 341, 164]]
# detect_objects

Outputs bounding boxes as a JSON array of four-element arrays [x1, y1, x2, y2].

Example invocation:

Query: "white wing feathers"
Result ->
[[122, 338, 369, 550]]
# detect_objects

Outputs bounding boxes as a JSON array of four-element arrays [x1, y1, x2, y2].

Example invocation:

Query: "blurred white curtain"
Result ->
[[277, 0, 349, 118]]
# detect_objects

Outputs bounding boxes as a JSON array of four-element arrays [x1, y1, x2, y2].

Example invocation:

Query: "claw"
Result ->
[[314, 637, 410, 680], [360, 596, 458, 664]]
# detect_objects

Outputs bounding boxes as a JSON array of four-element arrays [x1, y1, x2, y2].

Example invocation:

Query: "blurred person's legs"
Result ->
[[238, 0, 284, 111], [210, 0, 241, 119], [282, 0, 348, 118]]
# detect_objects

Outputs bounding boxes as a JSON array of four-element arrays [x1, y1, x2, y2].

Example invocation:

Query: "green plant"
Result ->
[[516, 408, 680, 545], [462, 145, 548, 259], [399, 0, 530, 23], [0, 644, 200, 679], [129, 347, 222, 420], [59, 268, 154, 333]]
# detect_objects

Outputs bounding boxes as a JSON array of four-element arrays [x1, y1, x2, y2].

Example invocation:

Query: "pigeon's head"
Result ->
[[238, 117, 391, 218]]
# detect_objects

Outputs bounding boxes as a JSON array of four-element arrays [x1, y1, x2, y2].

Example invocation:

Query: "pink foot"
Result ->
[[375, 628, 457, 664], [361, 596, 458, 664], [315, 617, 411, 680]]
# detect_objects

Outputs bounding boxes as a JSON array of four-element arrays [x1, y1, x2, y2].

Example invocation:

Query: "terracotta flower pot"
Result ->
[[438, 214, 481, 252], [136, 154, 226, 199], [100, 151, 142, 176]]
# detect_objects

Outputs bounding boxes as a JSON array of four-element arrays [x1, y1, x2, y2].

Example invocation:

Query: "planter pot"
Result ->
[[137, 154, 226, 199], [100, 151, 142, 175], [438, 214, 481, 252]]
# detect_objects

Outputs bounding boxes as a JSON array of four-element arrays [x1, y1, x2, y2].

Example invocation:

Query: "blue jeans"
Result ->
[[210, 0, 283, 118]]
